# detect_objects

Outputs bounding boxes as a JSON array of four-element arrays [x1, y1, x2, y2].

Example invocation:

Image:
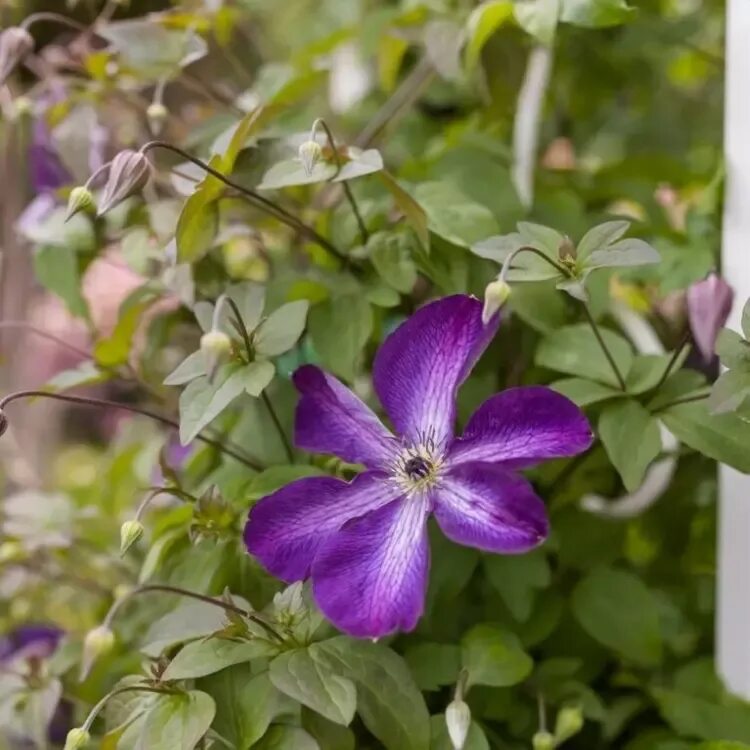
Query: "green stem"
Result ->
[[262, 392, 294, 463], [79, 685, 173, 734], [654, 392, 710, 412], [650, 329, 691, 394], [581, 304, 627, 391]]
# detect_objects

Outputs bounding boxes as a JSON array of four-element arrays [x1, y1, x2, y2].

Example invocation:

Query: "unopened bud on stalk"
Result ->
[[65, 186, 95, 222], [200, 330, 232, 382], [119, 519, 144, 555], [532, 731, 556, 750], [0, 27, 34, 85], [80, 625, 115, 681], [445, 699, 471, 750], [554, 705, 583, 743], [97, 149, 152, 216], [298, 140, 322, 176], [482, 278, 511, 324], [64, 727, 90, 750], [147, 102, 168, 135], [558, 236, 576, 262]]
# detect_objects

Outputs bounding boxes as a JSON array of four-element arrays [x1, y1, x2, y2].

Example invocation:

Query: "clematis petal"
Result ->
[[244, 472, 402, 583], [434, 463, 548, 553], [312, 495, 430, 638], [293, 365, 397, 468], [373, 295, 499, 448], [449, 386, 593, 468]]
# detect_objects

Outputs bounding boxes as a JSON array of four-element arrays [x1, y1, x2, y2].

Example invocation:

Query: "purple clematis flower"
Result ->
[[243, 295, 593, 638], [686, 272, 734, 362]]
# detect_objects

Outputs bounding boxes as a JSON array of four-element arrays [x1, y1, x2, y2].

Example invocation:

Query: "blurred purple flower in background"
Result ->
[[687, 272, 734, 362], [244, 295, 593, 638], [28, 116, 71, 194]]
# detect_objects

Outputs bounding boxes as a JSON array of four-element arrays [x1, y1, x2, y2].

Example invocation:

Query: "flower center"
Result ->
[[404, 455, 432, 480], [393, 442, 444, 495]]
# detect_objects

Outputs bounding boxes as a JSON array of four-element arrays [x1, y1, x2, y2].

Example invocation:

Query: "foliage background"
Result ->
[[0, 0, 742, 749]]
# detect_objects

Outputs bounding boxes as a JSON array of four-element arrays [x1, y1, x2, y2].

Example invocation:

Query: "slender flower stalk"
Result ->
[[581, 303, 627, 390], [0, 390, 264, 470], [310, 118, 369, 244], [651, 328, 691, 393]]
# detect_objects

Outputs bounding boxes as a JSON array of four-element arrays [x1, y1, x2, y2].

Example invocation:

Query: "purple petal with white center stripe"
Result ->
[[434, 463, 548, 553], [244, 472, 402, 583], [293, 365, 397, 468], [449, 386, 593, 468], [312, 495, 430, 638], [372, 295, 499, 448]]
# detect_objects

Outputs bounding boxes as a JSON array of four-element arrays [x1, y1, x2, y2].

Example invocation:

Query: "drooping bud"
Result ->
[[80, 625, 115, 681], [558, 236, 576, 262], [65, 186, 95, 222], [200, 330, 232, 382], [64, 727, 90, 750], [119, 519, 144, 555], [147, 102, 168, 135], [532, 731, 556, 750], [482, 278, 511, 324], [298, 140, 322, 176], [0, 27, 34, 85], [97, 149, 152, 216], [445, 699, 471, 750], [686, 272, 734, 362], [554, 705, 584, 744]]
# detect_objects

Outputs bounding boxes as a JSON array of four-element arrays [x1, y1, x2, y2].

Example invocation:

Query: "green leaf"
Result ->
[[716, 329, 750, 371], [647, 369, 708, 412], [414, 182, 499, 248], [429, 715, 490, 750], [303, 709, 356, 750], [599, 400, 662, 492], [696, 743, 750, 749], [198, 666, 282, 749], [709, 369, 750, 414], [163, 638, 277, 680], [625, 352, 687, 395], [33, 245, 90, 320], [379, 172, 430, 250], [245, 465, 326, 503], [259, 159, 337, 189], [404, 643, 461, 692], [461, 624, 533, 687], [572, 568, 662, 666], [254, 301, 310, 357], [514, 0, 561, 45], [94, 288, 156, 367], [660, 401, 750, 473], [311, 637, 430, 750], [369, 233, 418, 293], [551, 378, 622, 407], [176, 188, 219, 264], [255, 726, 321, 750], [141, 599, 229, 657], [332, 148, 384, 182], [43, 361, 110, 393], [465, 1, 514, 69], [164, 351, 206, 386], [535, 323, 633, 387], [137, 691, 215, 750], [228, 282, 267, 333], [270, 649, 356, 726], [518, 221, 565, 257], [484, 549, 550, 621], [308, 295, 373, 380], [378, 34, 410, 92], [576, 220, 631, 260], [560, 0, 636, 28], [587, 238, 660, 269]]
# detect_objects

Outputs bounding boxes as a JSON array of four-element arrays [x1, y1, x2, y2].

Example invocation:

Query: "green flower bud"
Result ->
[[97, 149, 152, 216], [200, 330, 232, 381], [532, 731, 556, 750], [119, 519, 144, 555], [64, 727, 90, 750], [445, 699, 471, 750], [65, 186, 96, 222], [298, 140, 323, 176], [482, 278, 511, 324], [0, 27, 34, 86], [80, 625, 115, 681], [554, 705, 583, 744], [147, 102, 168, 135]]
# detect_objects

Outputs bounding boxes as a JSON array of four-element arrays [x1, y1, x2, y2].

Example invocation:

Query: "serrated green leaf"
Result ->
[[599, 400, 661, 492], [461, 624, 533, 687], [270, 649, 356, 726], [311, 637, 430, 750], [573, 568, 662, 666]]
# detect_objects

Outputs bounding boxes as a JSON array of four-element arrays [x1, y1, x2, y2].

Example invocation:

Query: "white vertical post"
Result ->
[[718, 0, 750, 699]]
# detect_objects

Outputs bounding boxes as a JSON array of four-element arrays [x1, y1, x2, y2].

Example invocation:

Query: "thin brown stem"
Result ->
[[0, 390, 264, 470], [581, 304, 627, 391], [21, 12, 87, 32], [650, 329, 691, 394], [262, 392, 294, 463], [0, 321, 92, 360]]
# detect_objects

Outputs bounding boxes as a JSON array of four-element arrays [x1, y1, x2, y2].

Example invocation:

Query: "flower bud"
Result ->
[[687, 272, 734, 363], [554, 705, 583, 743], [119, 519, 144, 555], [445, 699, 471, 750], [532, 731, 556, 750], [0, 27, 34, 85], [200, 330, 232, 381], [80, 625, 115, 681], [64, 727, 90, 750], [147, 102, 168, 135], [97, 149, 152, 216], [65, 186, 95, 222], [558, 236, 576, 262], [298, 140, 322, 176], [482, 278, 511, 324]]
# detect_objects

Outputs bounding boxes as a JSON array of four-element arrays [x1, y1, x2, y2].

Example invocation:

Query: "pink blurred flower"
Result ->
[[686, 272, 734, 362]]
